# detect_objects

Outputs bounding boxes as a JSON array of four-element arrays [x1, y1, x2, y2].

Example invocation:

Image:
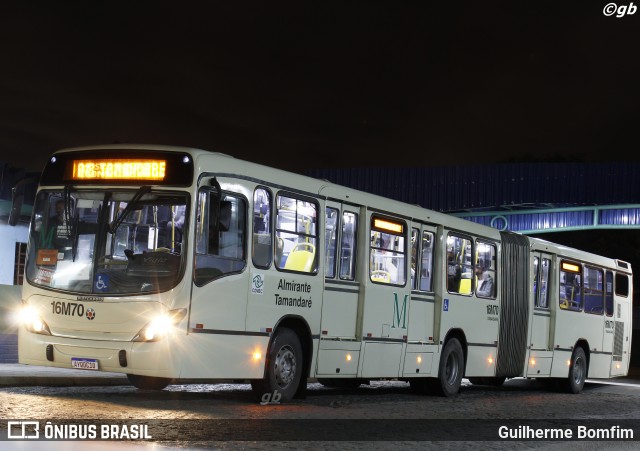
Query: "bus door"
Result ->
[[316, 201, 361, 377], [189, 184, 252, 376], [358, 212, 410, 378], [402, 223, 437, 376], [530, 253, 552, 351]]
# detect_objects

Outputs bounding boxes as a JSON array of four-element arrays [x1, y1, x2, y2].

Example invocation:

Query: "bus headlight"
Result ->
[[132, 308, 186, 342], [19, 306, 52, 335]]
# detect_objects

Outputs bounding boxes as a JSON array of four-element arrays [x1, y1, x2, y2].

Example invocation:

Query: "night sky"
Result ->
[[1, 2, 639, 174]]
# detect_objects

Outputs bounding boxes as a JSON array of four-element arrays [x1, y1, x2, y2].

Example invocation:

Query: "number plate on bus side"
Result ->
[[71, 358, 99, 370]]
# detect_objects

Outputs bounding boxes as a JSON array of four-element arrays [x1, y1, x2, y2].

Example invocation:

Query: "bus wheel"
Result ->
[[566, 347, 587, 394], [126, 374, 170, 390], [251, 327, 303, 403], [435, 338, 464, 397]]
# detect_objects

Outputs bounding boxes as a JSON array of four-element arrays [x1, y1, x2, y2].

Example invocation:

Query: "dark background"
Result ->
[[1, 1, 638, 174]]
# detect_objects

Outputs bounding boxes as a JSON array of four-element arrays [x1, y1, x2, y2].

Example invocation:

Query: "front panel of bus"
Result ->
[[19, 150, 194, 377]]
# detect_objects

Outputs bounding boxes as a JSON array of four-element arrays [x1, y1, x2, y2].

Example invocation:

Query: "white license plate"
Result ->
[[71, 358, 99, 370]]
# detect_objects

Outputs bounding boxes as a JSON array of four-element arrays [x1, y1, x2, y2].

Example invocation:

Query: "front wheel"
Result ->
[[126, 374, 170, 390], [435, 338, 465, 397], [566, 347, 587, 394], [251, 327, 303, 403]]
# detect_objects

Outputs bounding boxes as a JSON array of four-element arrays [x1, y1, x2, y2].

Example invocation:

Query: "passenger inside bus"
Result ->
[[560, 273, 582, 310], [447, 250, 461, 292], [164, 205, 185, 252], [475, 260, 494, 297]]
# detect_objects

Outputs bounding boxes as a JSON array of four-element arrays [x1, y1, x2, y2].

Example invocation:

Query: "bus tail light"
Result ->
[[132, 308, 187, 342], [19, 306, 52, 336]]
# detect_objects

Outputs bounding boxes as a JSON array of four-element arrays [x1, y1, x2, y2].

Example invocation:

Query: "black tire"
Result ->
[[251, 327, 303, 403], [126, 374, 170, 390], [435, 338, 464, 397], [566, 347, 587, 394]]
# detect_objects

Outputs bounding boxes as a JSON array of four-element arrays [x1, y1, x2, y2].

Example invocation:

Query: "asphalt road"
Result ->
[[2, 377, 640, 450]]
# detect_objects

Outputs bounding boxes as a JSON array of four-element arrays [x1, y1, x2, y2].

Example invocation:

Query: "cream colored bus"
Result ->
[[17, 144, 633, 401]]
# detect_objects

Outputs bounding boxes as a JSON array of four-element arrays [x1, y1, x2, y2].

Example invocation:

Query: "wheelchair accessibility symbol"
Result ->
[[443, 299, 449, 312], [95, 274, 109, 292]]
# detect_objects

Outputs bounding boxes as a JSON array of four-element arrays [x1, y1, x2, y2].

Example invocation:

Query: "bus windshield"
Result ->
[[26, 188, 188, 295]]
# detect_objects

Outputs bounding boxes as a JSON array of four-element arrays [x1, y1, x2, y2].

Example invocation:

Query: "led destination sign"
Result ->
[[72, 159, 167, 181], [39, 150, 194, 187]]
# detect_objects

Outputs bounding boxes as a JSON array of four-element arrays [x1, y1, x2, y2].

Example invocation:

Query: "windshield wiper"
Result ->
[[108, 186, 151, 233]]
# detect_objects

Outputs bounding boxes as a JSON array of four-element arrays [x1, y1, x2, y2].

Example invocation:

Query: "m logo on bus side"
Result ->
[[392, 293, 408, 329], [443, 299, 449, 311]]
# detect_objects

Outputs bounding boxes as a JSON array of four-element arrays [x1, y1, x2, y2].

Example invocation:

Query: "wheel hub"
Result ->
[[274, 345, 296, 387]]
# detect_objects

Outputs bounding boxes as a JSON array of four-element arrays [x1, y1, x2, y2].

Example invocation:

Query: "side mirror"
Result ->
[[8, 185, 23, 226], [9, 177, 37, 226]]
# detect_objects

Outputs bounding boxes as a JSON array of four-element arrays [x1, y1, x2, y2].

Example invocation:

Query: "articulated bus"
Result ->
[[16, 144, 633, 401]]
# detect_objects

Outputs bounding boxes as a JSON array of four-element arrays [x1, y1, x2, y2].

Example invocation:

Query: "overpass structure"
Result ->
[[448, 204, 640, 235], [307, 161, 640, 235]]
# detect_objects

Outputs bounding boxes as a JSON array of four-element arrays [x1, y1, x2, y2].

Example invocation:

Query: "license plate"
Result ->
[[71, 358, 99, 370]]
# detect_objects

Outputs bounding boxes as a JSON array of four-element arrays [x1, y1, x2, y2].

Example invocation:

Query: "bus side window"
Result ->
[[275, 194, 318, 274], [325, 207, 339, 278], [194, 190, 247, 285], [605, 271, 614, 316], [537, 258, 550, 308], [339, 212, 357, 280], [559, 261, 582, 311], [533, 257, 539, 302], [446, 234, 472, 294], [614, 272, 629, 297], [419, 230, 434, 291], [584, 266, 604, 315], [252, 187, 272, 269], [369, 216, 406, 285], [411, 228, 419, 290], [475, 241, 496, 298]]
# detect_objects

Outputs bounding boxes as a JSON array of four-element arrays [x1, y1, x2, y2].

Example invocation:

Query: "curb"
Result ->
[[0, 376, 130, 388]]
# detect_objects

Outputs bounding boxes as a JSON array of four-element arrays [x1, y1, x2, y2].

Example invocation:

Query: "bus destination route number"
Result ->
[[51, 301, 85, 317]]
